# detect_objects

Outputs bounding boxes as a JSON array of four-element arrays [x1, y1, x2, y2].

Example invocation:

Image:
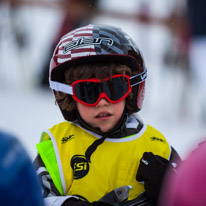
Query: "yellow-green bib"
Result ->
[[37, 121, 171, 202]]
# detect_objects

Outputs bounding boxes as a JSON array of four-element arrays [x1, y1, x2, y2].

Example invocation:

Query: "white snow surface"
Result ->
[[0, 2, 205, 160]]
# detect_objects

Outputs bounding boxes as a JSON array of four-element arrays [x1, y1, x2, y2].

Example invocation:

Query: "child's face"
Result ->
[[77, 98, 126, 133]]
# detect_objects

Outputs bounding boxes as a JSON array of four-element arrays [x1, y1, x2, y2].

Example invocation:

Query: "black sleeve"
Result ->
[[168, 146, 182, 173], [169, 146, 182, 165], [33, 154, 61, 197]]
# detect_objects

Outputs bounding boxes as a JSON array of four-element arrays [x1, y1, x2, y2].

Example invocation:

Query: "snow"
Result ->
[[0, 1, 205, 160]]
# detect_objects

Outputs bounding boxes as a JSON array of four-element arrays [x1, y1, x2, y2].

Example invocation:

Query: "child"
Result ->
[[34, 24, 181, 206]]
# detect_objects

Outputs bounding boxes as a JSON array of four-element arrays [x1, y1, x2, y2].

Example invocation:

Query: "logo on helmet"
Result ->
[[63, 37, 114, 54]]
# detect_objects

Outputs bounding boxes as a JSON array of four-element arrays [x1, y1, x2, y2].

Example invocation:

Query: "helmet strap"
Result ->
[[76, 109, 128, 163], [76, 108, 127, 136]]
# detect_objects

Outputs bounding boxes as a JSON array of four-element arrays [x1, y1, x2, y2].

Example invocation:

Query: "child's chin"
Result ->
[[99, 127, 111, 133]]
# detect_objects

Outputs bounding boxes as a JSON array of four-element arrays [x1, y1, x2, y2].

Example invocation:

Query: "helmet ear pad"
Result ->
[[128, 81, 146, 113], [53, 91, 77, 121], [62, 109, 76, 121]]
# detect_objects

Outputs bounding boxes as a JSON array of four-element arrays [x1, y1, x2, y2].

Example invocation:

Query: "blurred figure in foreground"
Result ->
[[0, 130, 44, 206], [160, 140, 206, 206]]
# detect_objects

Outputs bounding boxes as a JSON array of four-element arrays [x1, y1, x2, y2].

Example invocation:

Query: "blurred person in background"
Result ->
[[186, 0, 206, 124], [40, 0, 99, 87], [0, 0, 30, 89], [0, 130, 44, 206], [159, 140, 206, 206]]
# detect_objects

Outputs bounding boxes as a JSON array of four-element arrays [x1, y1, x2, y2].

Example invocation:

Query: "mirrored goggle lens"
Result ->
[[73, 76, 130, 105]]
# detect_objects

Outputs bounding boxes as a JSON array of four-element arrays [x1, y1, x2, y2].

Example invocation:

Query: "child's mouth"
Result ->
[[96, 112, 112, 119]]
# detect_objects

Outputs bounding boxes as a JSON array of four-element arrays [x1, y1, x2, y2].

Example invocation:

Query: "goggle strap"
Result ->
[[130, 70, 147, 87], [49, 70, 147, 95], [49, 80, 73, 95]]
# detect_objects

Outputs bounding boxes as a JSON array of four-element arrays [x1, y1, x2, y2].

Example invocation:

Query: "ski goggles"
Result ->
[[49, 70, 147, 106], [70, 74, 132, 106]]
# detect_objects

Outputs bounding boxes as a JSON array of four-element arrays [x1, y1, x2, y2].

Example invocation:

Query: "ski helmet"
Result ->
[[49, 24, 147, 121]]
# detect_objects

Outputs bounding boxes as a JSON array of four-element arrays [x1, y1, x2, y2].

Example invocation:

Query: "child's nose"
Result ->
[[96, 98, 109, 107]]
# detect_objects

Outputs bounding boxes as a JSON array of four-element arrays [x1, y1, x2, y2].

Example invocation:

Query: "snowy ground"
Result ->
[[0, 1, 206, 160]]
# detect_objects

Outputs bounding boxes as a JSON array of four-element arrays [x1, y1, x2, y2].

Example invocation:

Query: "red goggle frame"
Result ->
[[71, 74, 132, 106]]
